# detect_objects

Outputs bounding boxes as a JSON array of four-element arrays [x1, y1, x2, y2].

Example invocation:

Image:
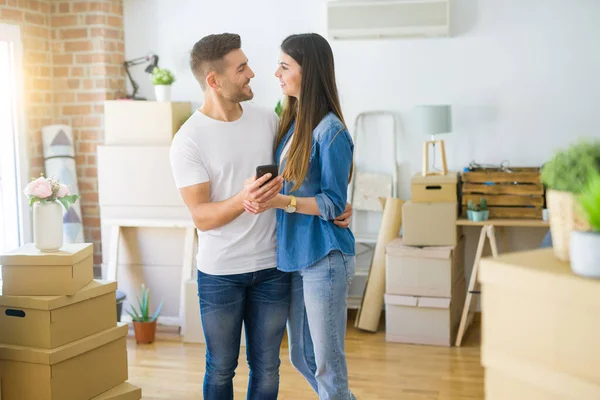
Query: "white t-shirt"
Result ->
[[170, 102, 279, 275]]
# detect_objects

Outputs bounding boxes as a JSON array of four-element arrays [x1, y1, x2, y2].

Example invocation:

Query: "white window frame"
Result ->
[[0, 23, 31, 249]]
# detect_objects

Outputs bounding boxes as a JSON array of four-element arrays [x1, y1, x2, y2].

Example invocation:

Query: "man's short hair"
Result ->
[[190, 33, 241, 89]]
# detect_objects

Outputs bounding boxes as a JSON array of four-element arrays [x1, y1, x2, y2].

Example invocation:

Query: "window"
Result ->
[[0, 24, 29, 258]]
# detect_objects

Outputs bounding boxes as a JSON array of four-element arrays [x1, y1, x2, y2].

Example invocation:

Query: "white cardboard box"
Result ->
[[385, 236, 464, 297], [104, 100, 191, 146], [384, 277, 465, 347], [97, 146, 184, 207]]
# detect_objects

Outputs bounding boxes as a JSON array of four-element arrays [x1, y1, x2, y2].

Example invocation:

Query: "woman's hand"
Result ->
[[333, 202, 352, 228], [244, 199, 272, 215]]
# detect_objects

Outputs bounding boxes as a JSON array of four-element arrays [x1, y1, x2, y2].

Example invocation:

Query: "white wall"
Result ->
[[125, 0, 600, 179], [122, 0, 600, 311]]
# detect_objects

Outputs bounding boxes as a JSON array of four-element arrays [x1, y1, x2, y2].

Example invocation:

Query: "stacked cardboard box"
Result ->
[[0, 243, 142, 400], [384, 172, 466, 346], [480, 249, 600, 400]]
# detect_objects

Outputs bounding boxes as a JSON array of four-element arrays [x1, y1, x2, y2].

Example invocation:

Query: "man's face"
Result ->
[[216, 49, 255, 102]]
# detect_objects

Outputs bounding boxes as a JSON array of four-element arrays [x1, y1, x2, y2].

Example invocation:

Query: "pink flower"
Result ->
[[24, 177, 53, 199], [57, 184, 70, 198]]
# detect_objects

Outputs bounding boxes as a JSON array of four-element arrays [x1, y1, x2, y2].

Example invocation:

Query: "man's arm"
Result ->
[[180, 174, 283, 232]]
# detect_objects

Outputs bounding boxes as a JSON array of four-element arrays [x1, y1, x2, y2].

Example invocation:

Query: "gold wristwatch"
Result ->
[[284, 195, 297, 213]]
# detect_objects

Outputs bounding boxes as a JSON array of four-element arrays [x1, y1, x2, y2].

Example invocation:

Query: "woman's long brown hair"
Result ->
[[275, 33, 351, 192]]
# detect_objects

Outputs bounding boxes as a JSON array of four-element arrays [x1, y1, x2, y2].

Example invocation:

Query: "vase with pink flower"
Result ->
[[24, 175, 80, 252]]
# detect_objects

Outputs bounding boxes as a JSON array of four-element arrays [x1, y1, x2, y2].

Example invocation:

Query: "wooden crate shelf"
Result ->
[[461, 167, 545, 220]]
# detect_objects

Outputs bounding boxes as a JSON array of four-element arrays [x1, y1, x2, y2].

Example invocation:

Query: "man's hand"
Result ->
[[334, 202, 353, 229], [243, 174, 283, 204]]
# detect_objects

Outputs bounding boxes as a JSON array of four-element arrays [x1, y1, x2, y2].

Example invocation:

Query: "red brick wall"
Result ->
[[1, 0, 125, 271]]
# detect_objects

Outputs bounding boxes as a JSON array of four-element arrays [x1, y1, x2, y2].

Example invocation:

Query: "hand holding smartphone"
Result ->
[[256, 164, 279, 187]]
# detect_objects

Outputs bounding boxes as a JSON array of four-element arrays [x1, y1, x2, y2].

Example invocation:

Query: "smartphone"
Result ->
[[256, 164, 279, 186]]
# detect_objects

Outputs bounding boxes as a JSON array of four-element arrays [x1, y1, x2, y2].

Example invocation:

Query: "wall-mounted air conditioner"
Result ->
[[327, 0, 450, 40]]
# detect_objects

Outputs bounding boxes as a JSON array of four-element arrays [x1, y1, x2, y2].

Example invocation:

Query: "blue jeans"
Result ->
[[197, 268, 290, 400], [287, 250, 356, 400]]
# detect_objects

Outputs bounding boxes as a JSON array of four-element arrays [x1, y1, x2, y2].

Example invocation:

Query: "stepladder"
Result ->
[[455, 224, 500, 347]]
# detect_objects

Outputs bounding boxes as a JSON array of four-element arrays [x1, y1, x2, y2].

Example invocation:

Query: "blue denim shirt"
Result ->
[[275, 113, 356, 272]]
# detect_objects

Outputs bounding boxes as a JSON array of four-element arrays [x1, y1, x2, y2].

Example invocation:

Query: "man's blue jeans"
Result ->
[[197, 267, 290, 400]]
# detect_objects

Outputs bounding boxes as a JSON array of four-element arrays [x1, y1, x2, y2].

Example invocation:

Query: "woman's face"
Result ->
[[275, 51, 302, 98]]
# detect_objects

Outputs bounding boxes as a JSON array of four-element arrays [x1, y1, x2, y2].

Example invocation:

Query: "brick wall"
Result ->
[[1, 0, 125, 272]]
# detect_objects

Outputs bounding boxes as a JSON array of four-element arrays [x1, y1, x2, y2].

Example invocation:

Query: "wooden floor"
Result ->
[[125, 314, 484, 400]]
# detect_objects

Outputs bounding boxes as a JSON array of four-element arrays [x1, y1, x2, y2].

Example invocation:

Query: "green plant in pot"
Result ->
[[150, 67, 175, 102], [127, 284, 164, 344], [468, 198, 489, 221], [540, 140, 600, 261], [570, 171, 600, 278]]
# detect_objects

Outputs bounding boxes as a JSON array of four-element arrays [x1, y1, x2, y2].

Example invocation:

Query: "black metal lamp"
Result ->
[[122, 53, 159, 100]]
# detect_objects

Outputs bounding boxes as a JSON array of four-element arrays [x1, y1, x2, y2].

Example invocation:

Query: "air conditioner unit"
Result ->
[[327, 0, 450, 40]]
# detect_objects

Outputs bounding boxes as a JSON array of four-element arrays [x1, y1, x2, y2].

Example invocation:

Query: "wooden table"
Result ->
[[454, 218, 549, 346], [103, 218, 197, 329]]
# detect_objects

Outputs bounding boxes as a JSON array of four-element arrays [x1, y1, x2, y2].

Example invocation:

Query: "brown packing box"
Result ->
[[386, 236, 465, 297], [0, 324, 128, 400], [0, 243, 93, 296], [402, 201, 460, 246], [91, 382, 142, 400], [480, 249, 600, 391], [384, 277, 466, 347], [0, 280, 117, 349], [411, 171, 459, 203]]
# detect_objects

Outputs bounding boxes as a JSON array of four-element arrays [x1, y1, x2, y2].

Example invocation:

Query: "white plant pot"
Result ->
[[570, 230, 600, 278], [33, 201, 64, 252], [154, 85, 171, 102]]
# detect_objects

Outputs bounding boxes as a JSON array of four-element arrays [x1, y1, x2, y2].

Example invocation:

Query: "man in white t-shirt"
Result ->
[[170, 33, 351, 399]]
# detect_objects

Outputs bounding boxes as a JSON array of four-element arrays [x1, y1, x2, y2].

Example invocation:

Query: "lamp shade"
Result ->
[[414, 105, 452, 135]]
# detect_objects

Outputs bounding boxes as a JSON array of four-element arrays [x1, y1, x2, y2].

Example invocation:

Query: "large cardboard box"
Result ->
[[0, 243, 93, 296], [384, 277, 465, 346], [104, 100, 191, 146], [91, 382, 142, 400], [0, 324, 128, 400], [386, 236, 464, 297], [411, 172, 459, 203], [98, 146, 184, 207], [480, 249, 600, 389], [0, 280, 117, 349], [402, 201, 459, 246]]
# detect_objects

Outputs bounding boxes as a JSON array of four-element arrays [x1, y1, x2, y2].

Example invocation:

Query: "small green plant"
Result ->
[[275, 99, 283, 117], [150, 67, 175, 86], [541, 140, 600, 194], [127, 284, 164, 323], [578, 171, 600, 232], [479, 197, 488, 211], [467, 200, 479, 211]]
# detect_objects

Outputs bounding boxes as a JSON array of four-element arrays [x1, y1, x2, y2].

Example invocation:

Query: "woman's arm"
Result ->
[[244, 125, 354, 220]]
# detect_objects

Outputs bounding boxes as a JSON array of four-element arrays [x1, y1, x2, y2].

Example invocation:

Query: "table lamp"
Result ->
[[414, 105, 452, 176]]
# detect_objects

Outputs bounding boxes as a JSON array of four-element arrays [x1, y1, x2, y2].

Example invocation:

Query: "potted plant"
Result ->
[[540, 140, 600, 261], [127, 284, 164, 344], [570, 171, 600, 278], [23, 175, 80, 252], [467, 198, 489, 221], [275, 99, 283, 116], [150, 67, 175, 102]]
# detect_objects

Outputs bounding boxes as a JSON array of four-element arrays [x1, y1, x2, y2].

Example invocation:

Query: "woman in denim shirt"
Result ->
[[244, 33, 356, 399]]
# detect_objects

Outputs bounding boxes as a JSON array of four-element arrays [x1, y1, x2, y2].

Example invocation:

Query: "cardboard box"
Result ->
[[104, 100, 191, 146], [402, 201, 459, 246], [0, 243, 93, 296], [0, 280, 117, 349], [91, 382, 142, 400], [384, 277, 465, 346], [386, 236, 464, 297], [98, 146, 184, 207], [0, 324, 128, 400], [484, 358, 600, 400], [480, 248, 600, 389], [411, 172, 459, 203]]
